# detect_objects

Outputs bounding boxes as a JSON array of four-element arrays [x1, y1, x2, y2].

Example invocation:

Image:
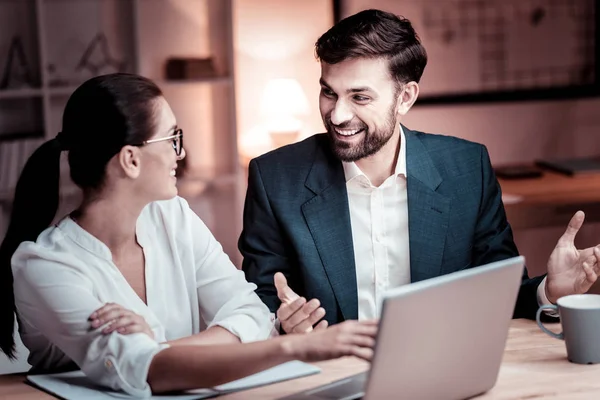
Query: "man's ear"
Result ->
[[118, 145, 142, 179], [396, 81, 419, 116]]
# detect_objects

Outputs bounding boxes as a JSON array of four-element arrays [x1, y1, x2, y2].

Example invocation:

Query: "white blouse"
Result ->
[[11, 196, 274, 397]]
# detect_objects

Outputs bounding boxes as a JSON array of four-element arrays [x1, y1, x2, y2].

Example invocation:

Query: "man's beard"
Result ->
[[324, 106, 397, 162]]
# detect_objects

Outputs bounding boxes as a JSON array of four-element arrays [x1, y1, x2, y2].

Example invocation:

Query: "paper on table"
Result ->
[[26, 360, 321, 399], [193, 360, 320, 394]]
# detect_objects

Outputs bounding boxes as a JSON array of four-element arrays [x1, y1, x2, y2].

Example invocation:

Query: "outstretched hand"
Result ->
[[545, 211, 600, 303]]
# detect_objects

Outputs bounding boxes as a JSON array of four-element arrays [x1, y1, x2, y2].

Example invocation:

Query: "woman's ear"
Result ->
[[395, 81, 419, 116], [118, 145, 142, 179]]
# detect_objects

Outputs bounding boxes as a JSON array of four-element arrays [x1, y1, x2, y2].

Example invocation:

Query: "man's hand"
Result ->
[[274, 272, 328, 334], [545, 211, 600, 303]]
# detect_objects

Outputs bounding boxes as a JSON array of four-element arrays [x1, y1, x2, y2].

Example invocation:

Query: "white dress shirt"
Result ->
[[343, 128, 410, 320], [343, 127, 551, 321], [12, 196, 273, 397]]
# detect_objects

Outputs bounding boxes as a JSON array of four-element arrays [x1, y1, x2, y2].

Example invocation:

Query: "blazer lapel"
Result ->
[[301, 142, 358, 321], [404, 127, 450, 282]]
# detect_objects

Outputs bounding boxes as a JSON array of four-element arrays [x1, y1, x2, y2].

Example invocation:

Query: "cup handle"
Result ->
[[536, 305, 564, 340]]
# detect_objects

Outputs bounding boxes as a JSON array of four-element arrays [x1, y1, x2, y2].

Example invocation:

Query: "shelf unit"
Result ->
[[0, 0, 243, 265]]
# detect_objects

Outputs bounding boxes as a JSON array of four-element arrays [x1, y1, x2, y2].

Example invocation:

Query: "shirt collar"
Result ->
[[342, 125, 407, 183], [57, 211, 149, 261], [58, 217, 113, 261]]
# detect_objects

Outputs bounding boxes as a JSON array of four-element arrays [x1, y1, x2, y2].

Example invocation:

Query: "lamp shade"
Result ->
[[259, 78, 310, 117]]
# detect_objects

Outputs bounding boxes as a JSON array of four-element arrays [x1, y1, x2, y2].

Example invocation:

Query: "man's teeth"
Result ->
[[170, 170, 176, 177], [335, 128, 362, 136]]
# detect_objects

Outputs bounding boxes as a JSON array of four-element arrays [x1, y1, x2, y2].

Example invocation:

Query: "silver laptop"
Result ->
[[280, 256, 525, 400]]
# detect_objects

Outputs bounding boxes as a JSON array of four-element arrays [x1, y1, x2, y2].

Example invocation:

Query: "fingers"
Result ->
[[274, 272, 288, 297], [291, 305, 327, 334], [113, 324, 148, 335], [583, 261, 598, 284], [90, 303, 128, 329], [558, 210, 585, 246], [97, 312, 153, 338], [287, 299, 323, 331], [107, 320, 152, 336], [314, 320, 328, 331], [347, 334, 376, 349], [278, 297, 327, 334], [89, 302, 121, 321], [89, 302, 153, 338], [350, 346, 374, 361], [341, 320, 379, 337], [579, 247, 600, 286], [306, 307, 327, 328], [117, 322, 154, 339], [102, 315, 136, 334], [279, 298, 326, 334], [277, 296, 306, 322], [274, 272, 300, 305], [338, 331, 377, 361], [102, 316, 153, 339]]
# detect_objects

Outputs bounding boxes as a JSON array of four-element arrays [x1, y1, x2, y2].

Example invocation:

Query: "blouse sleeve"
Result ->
[[12, 246, 167, 398], [175, 197, 274, 342]]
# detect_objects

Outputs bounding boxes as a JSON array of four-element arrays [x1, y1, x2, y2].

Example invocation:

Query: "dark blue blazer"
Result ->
[[240, 127, 545, 324]]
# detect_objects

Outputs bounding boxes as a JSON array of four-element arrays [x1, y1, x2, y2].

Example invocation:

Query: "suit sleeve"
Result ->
[[239, 159, 290, 314], [473, 145, 545, 320]]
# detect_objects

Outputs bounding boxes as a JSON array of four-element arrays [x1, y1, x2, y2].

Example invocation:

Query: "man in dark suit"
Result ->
[[239, 9, 600, 333]]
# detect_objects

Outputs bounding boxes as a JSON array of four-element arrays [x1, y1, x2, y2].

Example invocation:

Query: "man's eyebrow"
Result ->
[[319, 78, 373, 94], [347, 86, 372, 94]]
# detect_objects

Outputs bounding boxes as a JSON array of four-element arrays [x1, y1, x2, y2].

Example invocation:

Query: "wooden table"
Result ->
[[498, 170, 600, 229], [1, 319, 600, 399]]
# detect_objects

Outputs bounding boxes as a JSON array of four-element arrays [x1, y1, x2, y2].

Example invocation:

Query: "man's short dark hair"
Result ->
[[315, 9, 428, 85]]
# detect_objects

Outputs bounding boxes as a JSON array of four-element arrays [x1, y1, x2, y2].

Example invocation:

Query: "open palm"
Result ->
[[545, 211, 600, 303]]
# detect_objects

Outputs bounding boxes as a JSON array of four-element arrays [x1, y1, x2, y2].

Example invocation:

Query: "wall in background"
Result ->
[[233, 0, 332, 159]]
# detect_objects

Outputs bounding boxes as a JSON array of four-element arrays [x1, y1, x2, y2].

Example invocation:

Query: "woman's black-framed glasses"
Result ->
[[141, 128, 183, 156]]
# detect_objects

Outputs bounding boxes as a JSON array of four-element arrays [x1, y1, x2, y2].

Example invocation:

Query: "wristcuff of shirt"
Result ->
[[270, 313, 282, 337], [90, 336, 169, 398], [537, 277, 560, 318]]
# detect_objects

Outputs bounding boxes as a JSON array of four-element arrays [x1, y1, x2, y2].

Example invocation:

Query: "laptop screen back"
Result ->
[[364, 256, 525, 400]]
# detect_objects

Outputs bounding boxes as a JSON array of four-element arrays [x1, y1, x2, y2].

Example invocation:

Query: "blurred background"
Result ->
[[1, 0, 600, 373]]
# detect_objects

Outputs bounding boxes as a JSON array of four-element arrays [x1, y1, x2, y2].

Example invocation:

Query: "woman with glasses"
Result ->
[[0, 73, 377, 396]]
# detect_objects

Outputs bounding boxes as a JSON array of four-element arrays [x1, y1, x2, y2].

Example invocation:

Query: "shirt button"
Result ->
[[105, 359, 113, 369]]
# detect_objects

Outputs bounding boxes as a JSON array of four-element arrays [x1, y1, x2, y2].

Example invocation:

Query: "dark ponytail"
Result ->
[[0, 72, 162, 359], [0, 138, 63, 358]]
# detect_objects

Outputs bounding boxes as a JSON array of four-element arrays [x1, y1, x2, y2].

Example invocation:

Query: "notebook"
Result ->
[[26, 360, 321, 399]]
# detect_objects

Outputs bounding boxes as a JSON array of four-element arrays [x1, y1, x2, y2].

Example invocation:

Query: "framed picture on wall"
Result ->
[[333, 0, 600, 104]]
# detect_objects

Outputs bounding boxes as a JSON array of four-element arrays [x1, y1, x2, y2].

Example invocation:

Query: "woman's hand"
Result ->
[[283, 319, 378, 362], [89, 302, 154, 339]]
